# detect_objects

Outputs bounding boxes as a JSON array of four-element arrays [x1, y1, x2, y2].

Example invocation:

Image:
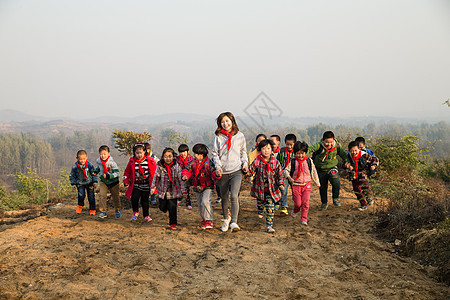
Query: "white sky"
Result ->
[[0, 0, 449, 120]]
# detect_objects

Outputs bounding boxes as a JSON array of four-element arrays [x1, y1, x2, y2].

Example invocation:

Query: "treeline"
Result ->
[[0, 134, 55, 175]]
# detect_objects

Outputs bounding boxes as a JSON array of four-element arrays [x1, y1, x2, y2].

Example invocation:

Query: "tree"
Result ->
[[111, 130, 153, 156]]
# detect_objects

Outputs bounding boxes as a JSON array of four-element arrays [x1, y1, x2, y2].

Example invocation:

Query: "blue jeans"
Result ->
[[77, 183, 96, 211], [218, 170, 242, 224], [279, 178, 289, 208]]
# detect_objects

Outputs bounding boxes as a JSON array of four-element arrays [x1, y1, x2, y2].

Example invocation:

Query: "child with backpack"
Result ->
[[284, 141, 320, 225]]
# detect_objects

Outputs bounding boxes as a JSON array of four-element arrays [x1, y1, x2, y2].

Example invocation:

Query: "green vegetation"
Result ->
[[111, 130, 153, 156]]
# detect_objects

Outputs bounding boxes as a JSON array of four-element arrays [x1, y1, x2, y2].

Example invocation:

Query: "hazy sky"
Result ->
[[0, 0, 449, 121]]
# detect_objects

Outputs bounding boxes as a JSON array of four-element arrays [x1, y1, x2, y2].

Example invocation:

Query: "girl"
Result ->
[[182, 144, 221, 230], [123, 144, 157, 222], [211, 112, 248, 232], [284, 141, 320, 225], [247, 139, 285, 233], [177, 144, 194, 209], [151, 148, 186, 230]]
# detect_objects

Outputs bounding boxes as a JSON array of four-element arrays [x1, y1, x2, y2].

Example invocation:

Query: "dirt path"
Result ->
[[0, 181, 448, 299]]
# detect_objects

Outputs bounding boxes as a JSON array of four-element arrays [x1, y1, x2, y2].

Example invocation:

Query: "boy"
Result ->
[[177, 144, 194, 209], [69, 150, 98, 215], [276, 133, 297, 215], [346, 141, 379, 210], [95, 145, 121, 219], [307, 131, 350, 210], [355, 137, 376, 157], [248, 134, 267, 181], [270, 134, 281, 154]]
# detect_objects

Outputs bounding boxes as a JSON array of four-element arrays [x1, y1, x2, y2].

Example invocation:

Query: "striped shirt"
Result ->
[[134, 159, 150, 191]]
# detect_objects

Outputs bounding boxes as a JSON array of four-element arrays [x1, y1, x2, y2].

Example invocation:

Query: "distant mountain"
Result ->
[[86, 113, 214, 124], [0, 109, 51, 122]]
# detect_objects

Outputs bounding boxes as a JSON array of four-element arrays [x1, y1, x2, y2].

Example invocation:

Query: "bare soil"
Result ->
[[0, 181, 449, 299]]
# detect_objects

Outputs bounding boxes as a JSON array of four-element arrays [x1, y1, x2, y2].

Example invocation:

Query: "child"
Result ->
[[307, 131, 350, 210], [284, 141, 320, 225], [211, 112, 249, 232], [355, 137, 376, 157], [248, 134, 267, 168], [177, 144, 194, 209], [144, 142, 159, 206], [123, 143, 157, 222], [346, 141, 379, 210], [151, 148, 186, 230], [247, 139, 285, 233], [69, 150, 98, 215], [95, 145, 121, 219], [270, 134, 281, 154], [182, 144, 221, 229], [276, 133, 297, 215]]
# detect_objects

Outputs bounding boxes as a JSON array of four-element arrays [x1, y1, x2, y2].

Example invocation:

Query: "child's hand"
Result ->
[[216, 168, 223, 177], [348, 165, 354, 171], [72, 186, 76, 192], [344, 162, 351, 169], [104, 174, 107, 179], [124, 183, 129, 187], [151, 187, 156, 194], [279, 185, 285, 191], [242, 165, 249, 174], [94, 183, 97, 189], [370, 165, 376, 170], [288, 177, 294, 184], [182, 175, 188, 181]]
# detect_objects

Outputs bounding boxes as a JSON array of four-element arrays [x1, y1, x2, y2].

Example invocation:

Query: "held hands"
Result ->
[[279, 185, 285, 191], [242, 164, 249, 174], [370, 165, 376, 170], [181, 175, 188, 181], [216, 168, 223, 177], [288, 177, 294, 184], [150, 187, 157, 194]]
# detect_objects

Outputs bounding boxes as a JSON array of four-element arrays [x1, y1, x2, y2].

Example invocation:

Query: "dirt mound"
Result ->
[[0, 182, 448, 299]]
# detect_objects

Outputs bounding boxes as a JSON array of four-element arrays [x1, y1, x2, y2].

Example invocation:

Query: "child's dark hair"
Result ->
[[285, 134, 297, 143], [322, 131, 335, 140], [348, 141, 359, 150], [293, 141, 308, 154], [133, 143, 145, 155], [98, 145, 110, 153], [143, 142, 151, 151], [355, 137, 366, 145], [178, 144, 189, 153], [257, 139, 275, 151], [255, 133, 267, 142], [77, 150, 87, 157], [161, 148, 177, 159], [270, 134, 281, 142], [192, 144, 209, 157]]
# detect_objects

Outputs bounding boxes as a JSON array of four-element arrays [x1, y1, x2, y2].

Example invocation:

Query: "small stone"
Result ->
[[394, 239, 401, 246]]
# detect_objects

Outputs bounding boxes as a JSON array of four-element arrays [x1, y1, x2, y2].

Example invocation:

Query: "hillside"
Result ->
[[0, 181, 448, 299]]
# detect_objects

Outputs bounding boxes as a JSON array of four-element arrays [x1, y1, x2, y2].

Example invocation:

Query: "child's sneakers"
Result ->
[[170, 224, 177, 230], [274, 204, 280, 210], [144, 216, 152, 222], [98, 212, 107, 219], [89, 210, 96, 216], [230, 223, 240, 232], [221, 216, 231, 232], [301, 221, 308, 226], [367, 198, 374, 206], [266, 226, 275, 233], [291, 210, 297, 218], [358, 205, 367, 211], [186, 205, 192, 210], [115, 210, 121, 218], [280, 207, 288, 215], [215, 197, 221, 203], [319, 203, 328, 210], [76, 205, 83, 214], [257, 212, 264, 219], [205, 221, 213, 229], [201, 220, 207, 229], [131, 211, 139, 221], [333, 198, 341, 206]]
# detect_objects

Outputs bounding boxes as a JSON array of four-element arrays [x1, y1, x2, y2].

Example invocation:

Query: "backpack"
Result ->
[[289, 158, 312, 178], [311, 143, 341, 162]]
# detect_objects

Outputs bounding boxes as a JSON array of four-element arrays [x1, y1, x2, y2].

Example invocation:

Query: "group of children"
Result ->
[[69, 111, 379, 233]]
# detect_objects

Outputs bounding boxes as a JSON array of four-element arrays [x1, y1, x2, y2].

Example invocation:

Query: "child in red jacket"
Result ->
[[182, 144, 221, 230], [177, 144, 194, 209], [123, 144, 157, 222]]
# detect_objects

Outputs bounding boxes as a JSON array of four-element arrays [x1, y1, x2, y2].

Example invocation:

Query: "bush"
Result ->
[[55, 169, 75, 198], [12, 168, 50, 205]]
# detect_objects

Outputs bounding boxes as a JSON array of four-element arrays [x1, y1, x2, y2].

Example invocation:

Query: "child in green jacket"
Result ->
[[307, 131, 350, 210]]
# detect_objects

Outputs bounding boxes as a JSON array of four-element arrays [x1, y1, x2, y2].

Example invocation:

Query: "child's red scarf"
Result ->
[[257, 155, 274, 174], [77, 162, 88, 178], [294, 156, 308, 180], [285, 148, 293, 166], [135, 156, 148, 178], [164, 162, 174, 183], [194, 157, 207, 186], [352, 151, 362, 175], [101, 156, 110, 175]]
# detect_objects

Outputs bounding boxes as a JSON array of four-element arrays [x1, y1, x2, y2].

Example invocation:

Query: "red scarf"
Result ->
[[220, 129, 233, 153], [179, 155, 189, 168], [164, 162, 174, 183], [352, 151, 362, 175], [77, 161, 88, 178], [294, 156, 308, 180], [285, 148, 293, 166], [258, 155, 273, 174], [273, 147, 280, 154], [101, 156, 110, 175], [194, 157, 207, 186], [324, 144, 337, 159], [135, 156, 148, 178]]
